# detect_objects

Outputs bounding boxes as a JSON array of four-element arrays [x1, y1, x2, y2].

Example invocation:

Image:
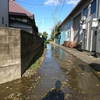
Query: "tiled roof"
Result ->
[[9, 0, 33, 17]]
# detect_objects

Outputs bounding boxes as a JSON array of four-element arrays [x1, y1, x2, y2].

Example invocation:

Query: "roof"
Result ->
[[9, 0, 33, 17], [59, 0, 86, 28]]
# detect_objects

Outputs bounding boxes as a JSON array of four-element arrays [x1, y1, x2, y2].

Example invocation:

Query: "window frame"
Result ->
[[91, 0, 96, 15]]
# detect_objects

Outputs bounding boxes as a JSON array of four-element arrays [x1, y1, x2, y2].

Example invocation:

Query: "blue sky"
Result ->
[[16, 0, 80, 38]]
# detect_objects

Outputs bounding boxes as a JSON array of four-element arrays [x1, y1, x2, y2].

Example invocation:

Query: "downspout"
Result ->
[[96, 0, 99, 18], [95, 0, 99, 55]]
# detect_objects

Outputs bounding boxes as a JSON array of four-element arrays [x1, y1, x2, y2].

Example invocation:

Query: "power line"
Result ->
[[58, 0, 66, 21], [16, 0, 43, 6]]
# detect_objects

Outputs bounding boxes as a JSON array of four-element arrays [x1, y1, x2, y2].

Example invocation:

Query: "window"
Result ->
[[83, 6, 88, 16], [67, 30, 71, 38], [22, 18, 27, 22], [91, 0, 96, 14], [67, 20, 71, 28], [2, 17, 4, 24], [10, 17, 15, 20], [16, 17, 21, 21]]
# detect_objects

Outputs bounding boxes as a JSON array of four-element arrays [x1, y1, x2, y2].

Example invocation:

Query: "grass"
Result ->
[[29, 57, 42, 71]]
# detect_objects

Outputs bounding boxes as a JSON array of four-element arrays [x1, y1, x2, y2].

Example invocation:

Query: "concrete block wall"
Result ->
[[21, 30, 42, 75], [0, 27, 21, 84], [0, 27, 42, 84]]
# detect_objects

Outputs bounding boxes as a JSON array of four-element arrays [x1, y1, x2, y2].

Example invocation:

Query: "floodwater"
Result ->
[[0, 43, 100, 100]]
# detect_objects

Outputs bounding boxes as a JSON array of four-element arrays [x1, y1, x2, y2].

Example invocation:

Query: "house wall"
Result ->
[[70, 0, 98, 51], [70, 1, 91, 48], [0, 0, 9, 27], [59, 0, 99, 51], [0, 27, 42, 84]]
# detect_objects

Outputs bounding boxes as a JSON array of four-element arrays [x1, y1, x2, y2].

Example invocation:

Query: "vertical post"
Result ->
[[53, 10, 57, 44], [42, 17, 44, 33]]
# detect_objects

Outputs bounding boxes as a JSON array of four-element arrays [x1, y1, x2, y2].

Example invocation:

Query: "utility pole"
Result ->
[[53, 10, 57, 43], [42, 17, 44, 33]]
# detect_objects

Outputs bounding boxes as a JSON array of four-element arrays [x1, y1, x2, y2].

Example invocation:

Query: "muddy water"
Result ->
[[0, 44, 100, 100], [31, 44, 70, 99], [53, 45, 100, 100]]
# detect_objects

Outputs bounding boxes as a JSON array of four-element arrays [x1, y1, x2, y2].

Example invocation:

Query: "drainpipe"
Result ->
[[95, 0, 99, 56], [96, 0, 99, 18]]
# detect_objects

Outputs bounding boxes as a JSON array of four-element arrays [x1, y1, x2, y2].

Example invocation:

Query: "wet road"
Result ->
[[0, 43, 100, 100], [31, 44, 70, 99], [32, 44, 100, 100]]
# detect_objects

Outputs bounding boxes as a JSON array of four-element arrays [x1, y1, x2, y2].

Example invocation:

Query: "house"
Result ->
[[9, 0, 38, 34], [0, 0, 9, 27], [58, 0, 100, 56]]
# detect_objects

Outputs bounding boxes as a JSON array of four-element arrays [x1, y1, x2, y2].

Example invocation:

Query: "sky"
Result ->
[[16, 0, 80, 38]]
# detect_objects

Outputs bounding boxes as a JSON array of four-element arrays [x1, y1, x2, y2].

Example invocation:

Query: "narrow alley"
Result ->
[[0, 43, 100, 100]]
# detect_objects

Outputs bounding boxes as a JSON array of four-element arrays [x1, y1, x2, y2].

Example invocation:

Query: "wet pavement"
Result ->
[[0, 43, 100, 100]]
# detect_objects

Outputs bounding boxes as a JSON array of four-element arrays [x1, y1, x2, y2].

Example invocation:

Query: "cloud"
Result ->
[[44, 0, 80, 6], [44, 0, 61, 6], [66, 0, 80, 5]]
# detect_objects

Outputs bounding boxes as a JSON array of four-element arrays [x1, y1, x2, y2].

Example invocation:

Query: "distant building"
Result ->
[[9, 0, 38, 34], [58, 0, 100, 56], [0, 0, 9, 27]]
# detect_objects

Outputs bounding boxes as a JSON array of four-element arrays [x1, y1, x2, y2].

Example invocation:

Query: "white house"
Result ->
[[58, 0, 100, 56], [0, 0, 9, 27]]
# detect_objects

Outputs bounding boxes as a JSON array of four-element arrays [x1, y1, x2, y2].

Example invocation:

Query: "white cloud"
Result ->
[[44, 0, 60, 6], [66, 0, 80, 5], [44, 0, 80, 6]]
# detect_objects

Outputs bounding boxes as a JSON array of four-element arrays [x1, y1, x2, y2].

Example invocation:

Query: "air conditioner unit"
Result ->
[[92, 18, 98, 28], [82, 24, 87, 30]]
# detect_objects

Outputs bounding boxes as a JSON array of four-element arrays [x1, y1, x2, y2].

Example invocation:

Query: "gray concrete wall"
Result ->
[[0, 27, 42, 84], [0, 27, 21, 84]]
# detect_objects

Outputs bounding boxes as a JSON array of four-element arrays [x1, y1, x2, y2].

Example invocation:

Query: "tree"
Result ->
[[50, 21, 61, 41], [42, 31, 48, 48], [43, 31, 48, 39], [38, 32, 42, 37]]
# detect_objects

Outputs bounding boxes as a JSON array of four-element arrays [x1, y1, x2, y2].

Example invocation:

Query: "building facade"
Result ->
[[9, 0, 38, 34], [58, 0, 100, 55], [0, 0, 9, 27]]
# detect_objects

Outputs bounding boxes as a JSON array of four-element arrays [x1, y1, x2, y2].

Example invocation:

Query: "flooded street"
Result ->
[[0, 44, 100, 100]]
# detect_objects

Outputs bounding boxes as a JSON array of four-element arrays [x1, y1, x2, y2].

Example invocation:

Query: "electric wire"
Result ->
[[58, 0, 65, 21], [16, 0, 43, 6]]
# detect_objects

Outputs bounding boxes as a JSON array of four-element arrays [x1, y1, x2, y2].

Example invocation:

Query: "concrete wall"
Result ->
[[0, 0, 9, 27], [0, 27, 42, 84], [0, 27, 21, 84], [21, 30, 42, 75]]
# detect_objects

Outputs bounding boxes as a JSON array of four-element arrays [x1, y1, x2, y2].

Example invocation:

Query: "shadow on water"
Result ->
[[42, 80, 64, 100]]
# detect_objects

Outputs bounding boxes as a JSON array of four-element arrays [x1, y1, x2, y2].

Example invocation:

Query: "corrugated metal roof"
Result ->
[[9, 0, 33, 17]]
